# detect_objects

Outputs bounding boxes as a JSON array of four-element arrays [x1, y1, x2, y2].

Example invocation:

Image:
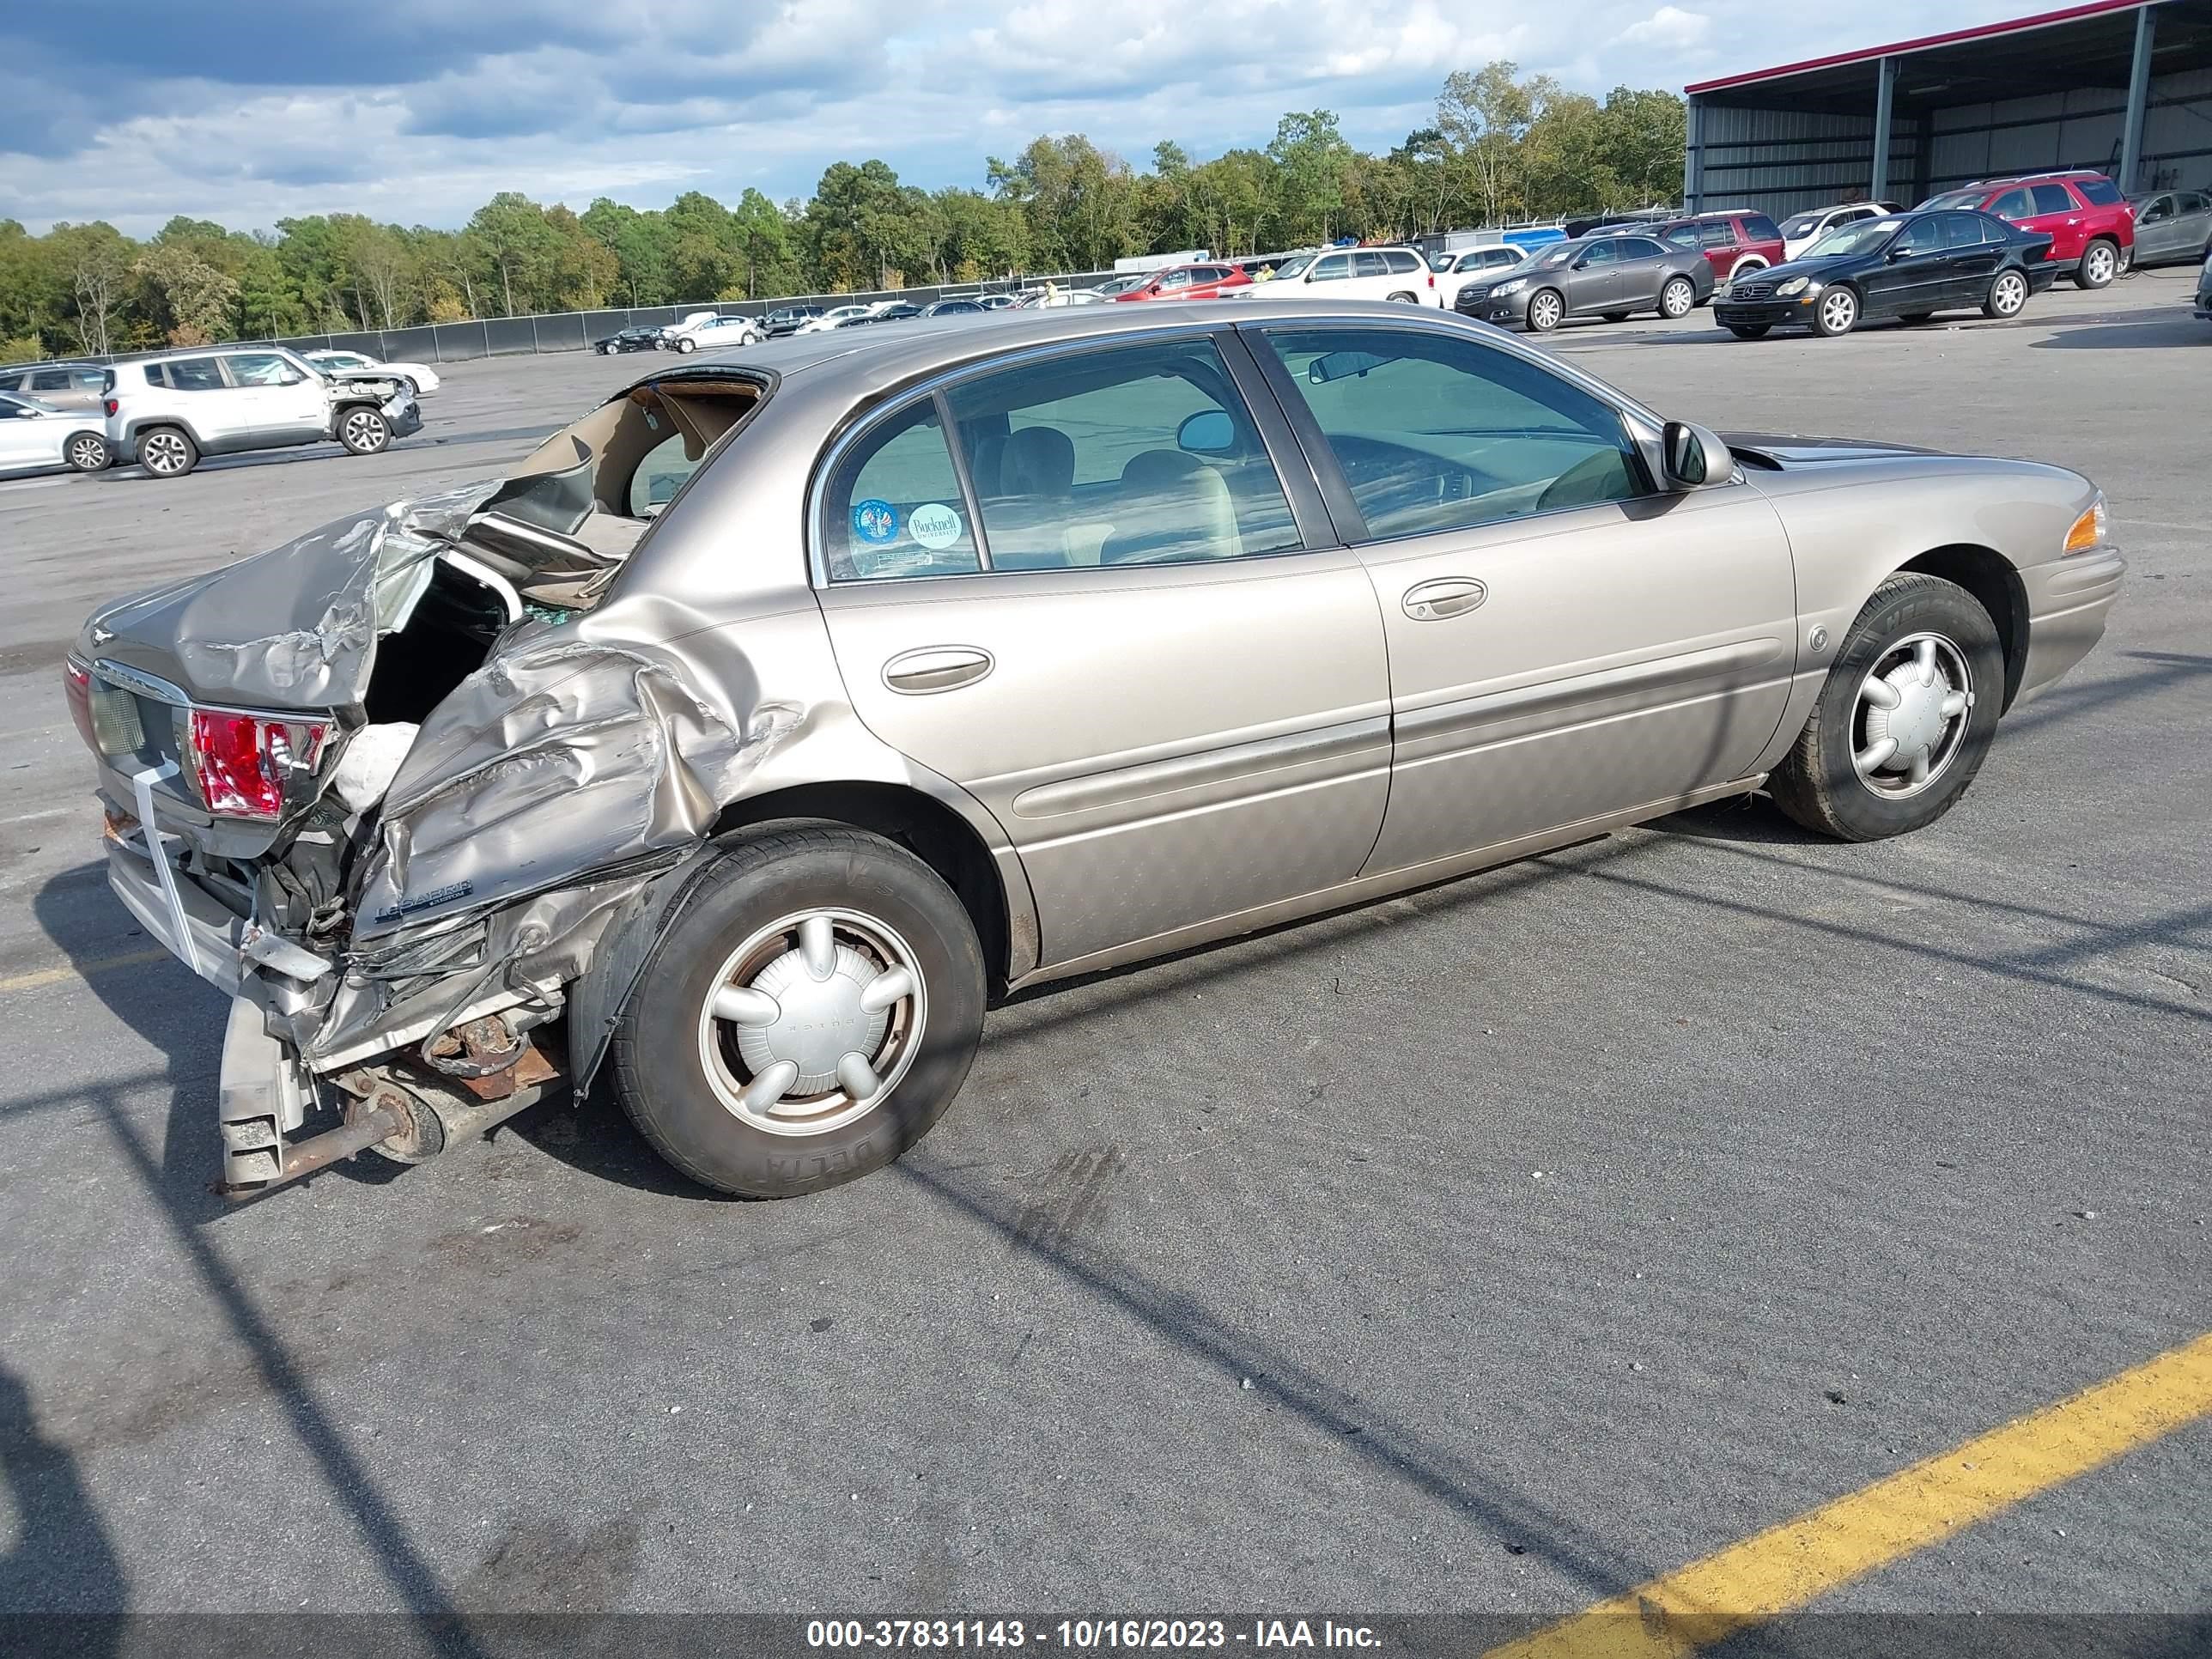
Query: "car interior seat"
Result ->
[[1100, 449, 1242, 565]]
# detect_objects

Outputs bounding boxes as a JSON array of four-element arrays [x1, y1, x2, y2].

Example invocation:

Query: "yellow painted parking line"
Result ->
[[1485, 1328, 2212, 1659], [0, 946, 175, 995]]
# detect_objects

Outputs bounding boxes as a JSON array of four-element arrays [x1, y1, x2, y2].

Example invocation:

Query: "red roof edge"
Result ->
[[1685, 0, 2149, 95]]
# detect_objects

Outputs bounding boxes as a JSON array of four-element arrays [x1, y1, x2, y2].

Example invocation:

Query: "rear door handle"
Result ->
[[1402, 578, 1488, 621], [883, 645, 994, 694]]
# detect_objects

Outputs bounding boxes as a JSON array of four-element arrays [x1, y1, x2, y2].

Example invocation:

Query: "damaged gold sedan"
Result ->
[[66, 302, 2123, 1199]]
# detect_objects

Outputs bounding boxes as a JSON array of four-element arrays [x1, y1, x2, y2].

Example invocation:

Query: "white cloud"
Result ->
[[1621, 7, 1711, 52]]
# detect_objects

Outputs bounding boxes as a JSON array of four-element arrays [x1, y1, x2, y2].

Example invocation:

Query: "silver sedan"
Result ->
[[69, 299, 2124, 1200]]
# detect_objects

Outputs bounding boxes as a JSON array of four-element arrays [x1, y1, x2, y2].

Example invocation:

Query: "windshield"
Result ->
[[1272, 253, 1316, 280], [1805, 217, 1907, 258], [1782, 213, 1825, 238], [1919, 190, 1984, 211]]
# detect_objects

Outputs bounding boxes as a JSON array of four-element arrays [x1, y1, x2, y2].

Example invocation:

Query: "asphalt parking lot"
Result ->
[[1, 271, 2205, 1646]]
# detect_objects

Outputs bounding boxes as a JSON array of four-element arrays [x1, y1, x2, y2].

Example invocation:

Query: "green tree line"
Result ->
[[0, 65, 1682, 359]]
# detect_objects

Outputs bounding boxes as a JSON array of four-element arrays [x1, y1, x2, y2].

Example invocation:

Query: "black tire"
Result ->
[[610, 825, 987, 1198], [1811, 285, 1859, 337], [398, 375, 418, 397], [1659, 276, 1697, 319], [1601, 311, 1632, 324], [1983, 267, 2029, 319], [595, 343, 610, 355], [136, 426, 198, 478], [65, 432, 111, 472], [1768, 573, 2005, 842], [1386, 291, 1419, 304], [676, 337, 696, 353], [2074, 238, 2118, 289], [337, 405, 391, 455], [1525, 288, 1565, 332], [1726, 324, 1771, 339]]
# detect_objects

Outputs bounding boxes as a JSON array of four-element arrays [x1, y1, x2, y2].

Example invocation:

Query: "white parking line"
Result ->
[[0, 477, 71, 495]]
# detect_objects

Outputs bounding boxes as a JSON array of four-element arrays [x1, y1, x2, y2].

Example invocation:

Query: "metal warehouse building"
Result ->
[[1683, 0, 2212, 215]]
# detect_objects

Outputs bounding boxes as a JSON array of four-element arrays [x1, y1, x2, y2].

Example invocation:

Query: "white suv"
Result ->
[[102, 346, 422, 479], [1251, 246, 1436, 303]]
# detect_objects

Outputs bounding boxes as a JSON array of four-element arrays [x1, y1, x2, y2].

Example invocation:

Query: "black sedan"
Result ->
[[760, 305, 823, 337], [836, 302, 926, 328], [1713, 209, 2057, 338], [591, 325, 664, 356], [1453, 233, 1713, 332]]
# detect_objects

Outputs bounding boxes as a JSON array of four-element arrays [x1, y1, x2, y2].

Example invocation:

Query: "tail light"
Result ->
[[64, 659, 96, 751], [104, 398, 119, 416], [185, 709, 327, 821]]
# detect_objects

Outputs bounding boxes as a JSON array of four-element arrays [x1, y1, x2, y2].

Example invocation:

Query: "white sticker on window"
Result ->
[[908, 501, 963, 550]]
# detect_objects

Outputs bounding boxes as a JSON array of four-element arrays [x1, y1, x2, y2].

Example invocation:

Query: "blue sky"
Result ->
[[0, 1, 2032, 235]]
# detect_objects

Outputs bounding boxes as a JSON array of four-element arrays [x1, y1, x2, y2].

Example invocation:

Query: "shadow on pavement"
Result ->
[[2029, 316, 2206, 349], [0, 1366, 124, 1642]]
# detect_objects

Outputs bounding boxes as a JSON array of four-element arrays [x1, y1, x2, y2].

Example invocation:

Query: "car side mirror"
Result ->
[[1177, 410, 1236, 454], [1662, 420, 1732, 490]]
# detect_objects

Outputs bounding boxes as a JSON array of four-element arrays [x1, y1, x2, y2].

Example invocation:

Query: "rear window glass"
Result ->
[[2031, 184, 2075, 214], [1741, 214, 1784, 241], [2075, 177, 2124, 205], [823, 401, 981, 580]]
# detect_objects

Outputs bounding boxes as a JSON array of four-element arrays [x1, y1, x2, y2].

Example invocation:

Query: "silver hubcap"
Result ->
[[144, 433, 185, 472], [696, 909, 926, 1137], [1853, 633, 1973, 799], [1820, 291, 1856, 332], [70, 437, 102, 467], [1995, 274, 2025, 313], [1664, 281, 1691, 316], [2088, 246, 2113, 283], [1532, 294, 1560, 329], [344, 411, 383, 448]]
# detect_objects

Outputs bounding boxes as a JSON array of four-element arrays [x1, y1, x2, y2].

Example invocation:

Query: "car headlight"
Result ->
[[1493, 279, 1527, 297], [1776, 276, 1808, 296], [2063, 495, 2109, 556]]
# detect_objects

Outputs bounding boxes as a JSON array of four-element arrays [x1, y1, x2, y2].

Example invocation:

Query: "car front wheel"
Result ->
[[1525, 289, 1565, 332], [337, 406, 392, 454], [1813, 286, 1860, 337], [2075, 239, 2118, 289], [1768, 573, 2004, 841], [611, 825, 987, 1198], [676, 337, 696, 353], [1984, 269, 2029, 319]]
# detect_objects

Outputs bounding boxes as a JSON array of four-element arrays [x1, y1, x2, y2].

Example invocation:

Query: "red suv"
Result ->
[[1113, 262, 1252, 301], [1650, 210, 1790, 285], [1920, 172, 2134, 289]]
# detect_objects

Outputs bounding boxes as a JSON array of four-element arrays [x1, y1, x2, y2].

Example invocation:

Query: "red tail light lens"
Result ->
[[186, 709, 327, 821], [64, 659, 96, 752], [104, 398, 119, 416]]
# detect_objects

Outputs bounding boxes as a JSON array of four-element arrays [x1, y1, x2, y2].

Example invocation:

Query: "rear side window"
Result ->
[[1698, 222, 1737, 250], [1260, 326, 1644, 539], [1741, 214, 1784, 242], [1615, 237, 1667, 259], [27, 368, 73, 392], [1942, 213, 1990, 249], [944, 336, 1301, 570], [2075, 177, 2124, 206], [2031, 184, 2075, 215], [822, 402, 982, 580], [141, 364, 167, 388], [1989, 189, 2033, 220], [1488, 248, 1520, 268], [1354, 252, 1389, 277], [166, 358, 225, 391]]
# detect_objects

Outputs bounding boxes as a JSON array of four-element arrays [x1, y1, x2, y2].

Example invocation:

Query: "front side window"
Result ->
[[1261, 327, 1646, 540], [1899, 217, 1947, 254], [944, 336, 1301, 570], [227, 352, 303, 386], [1989, 188, 2033, 221], [166, 357, 226, 392], [1157, 268, 1192, 289], [2030, 183, 2075, 215], [1309, 253, 1352, 282], [1578, 239, 1621, 267]]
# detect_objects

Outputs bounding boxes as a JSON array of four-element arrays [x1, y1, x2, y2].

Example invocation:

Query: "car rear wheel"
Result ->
[[611, 825, 987, 1198], [1812, 286, 1860, 337], [337, 406, 392, 455], [1386, 291, 1420, 303], [1526, 289, 1565, 332], [2075, 239, 2118, 289], [1768, 573, 2004, 841], [1726, 324, 1771, 339], [136, 426, 198, 478], [65, 433, 110, 472], [676, 337, 697, 353], [1983, 269, 2029, 319], [1659, 277, 1697, 319]]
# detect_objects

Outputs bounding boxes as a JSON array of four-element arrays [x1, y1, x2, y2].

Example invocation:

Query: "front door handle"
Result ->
[[1402, 578, 1488, 622], [884, 645, 994, 695]]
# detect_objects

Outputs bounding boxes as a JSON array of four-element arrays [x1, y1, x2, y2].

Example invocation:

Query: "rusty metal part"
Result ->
[[350, 1079, 445, 1164], [457, 1033, 561, 1101], [221, 1102, 402, 1200], [422, 1012, 527, 1079]]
